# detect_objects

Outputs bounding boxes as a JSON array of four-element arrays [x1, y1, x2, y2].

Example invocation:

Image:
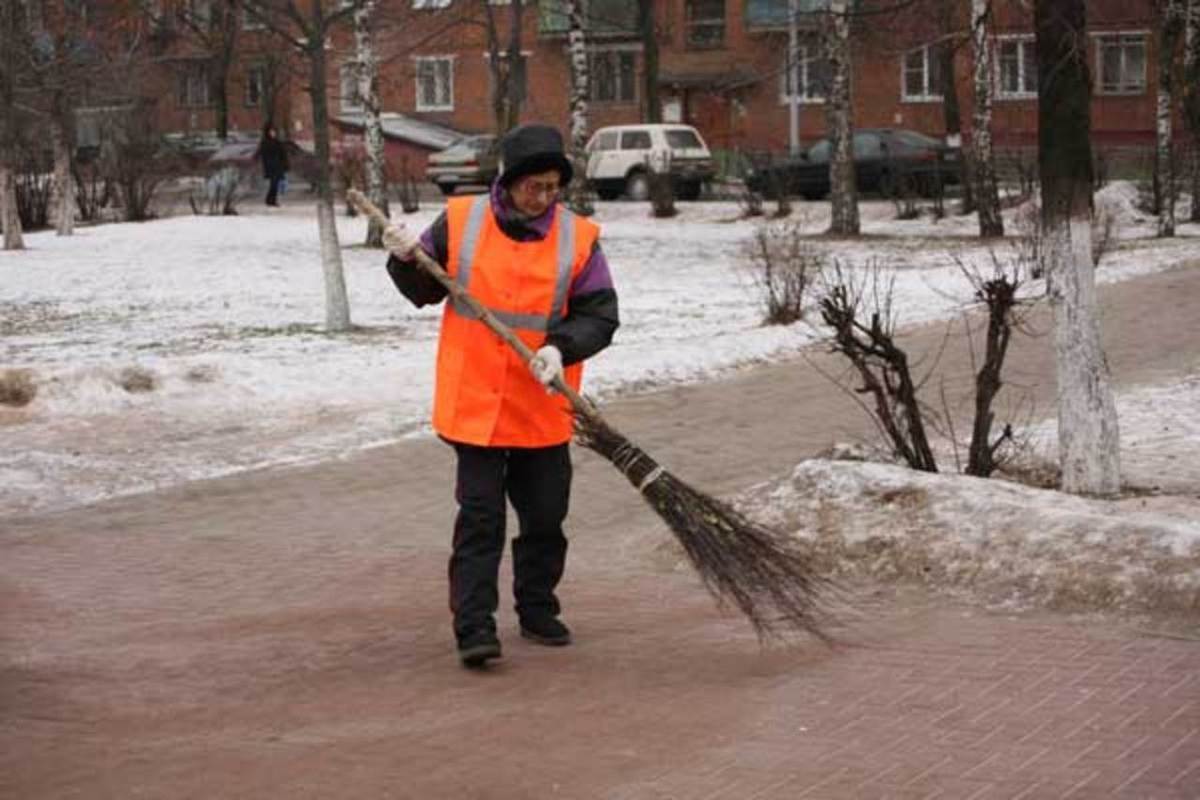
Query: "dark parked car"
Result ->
[[426, 134, 499, 195], [745, 128, 962, 200]]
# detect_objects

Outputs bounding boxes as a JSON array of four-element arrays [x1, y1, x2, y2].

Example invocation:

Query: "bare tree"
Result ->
[[168, 0, 242, 140], [483, 0, 525, 134], [1186, 0, 1200, 222], [563, 0, 593, 214], [638, 0, 661, 123], [1035, 0, 1120, 495], [970, 0, 1003, 237], [823, 0, 859, 236], [1156, 0, 1186, 237], [243, 0, 360, 331], [0, 0, 31, 249], [353, 0, 389, 248]]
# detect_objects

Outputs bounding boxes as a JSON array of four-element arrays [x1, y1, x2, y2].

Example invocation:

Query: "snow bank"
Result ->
[[739, 459, 1200, 615]]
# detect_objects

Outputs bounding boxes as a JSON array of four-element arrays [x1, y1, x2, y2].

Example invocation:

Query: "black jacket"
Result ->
[[258, 137, 289, 179]]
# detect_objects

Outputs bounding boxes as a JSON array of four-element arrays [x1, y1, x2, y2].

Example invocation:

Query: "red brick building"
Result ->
[[69, 1, 1166, 174]]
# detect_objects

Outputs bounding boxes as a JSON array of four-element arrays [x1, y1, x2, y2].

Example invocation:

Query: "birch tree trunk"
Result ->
[[824, 0, 858, 236], [971, 0, 1004, 237], [355, 0, 389, 248], [563, 0, 593, 215], [1156, 0, 1184, 237], [1187, 0, 1200, 222], [309, 22, 351, 331], [51, 115, 75, 236], [1035, 0, 1120, 496], [0, 163, 24, 250]]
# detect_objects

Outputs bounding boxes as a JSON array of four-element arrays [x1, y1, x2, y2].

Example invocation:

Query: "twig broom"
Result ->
[[348, 189, 836, 642]]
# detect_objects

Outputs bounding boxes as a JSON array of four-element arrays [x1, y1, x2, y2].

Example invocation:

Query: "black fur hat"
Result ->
[[498, 124, 574, 187]]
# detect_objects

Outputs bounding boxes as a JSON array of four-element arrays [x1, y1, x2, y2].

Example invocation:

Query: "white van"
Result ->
[[584, 124, 715, 201]]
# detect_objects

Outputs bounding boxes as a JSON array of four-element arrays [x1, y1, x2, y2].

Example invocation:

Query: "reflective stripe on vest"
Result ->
[[451, 194, 577, 331]]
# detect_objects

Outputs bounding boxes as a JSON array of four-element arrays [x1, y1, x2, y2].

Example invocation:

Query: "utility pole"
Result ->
[[788, 0, 800, 155]]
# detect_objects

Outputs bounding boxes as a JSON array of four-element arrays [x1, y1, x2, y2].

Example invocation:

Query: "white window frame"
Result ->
[[901, 43, 943, 103], [1093, 31, 1148, 96], [588, 46, 638, 104], [414, 55, 455, 111], [778, 43, 827, 105], [995, 34, 1037, 100], [340, 63, 364, 113], [412, 0, 451, 8]]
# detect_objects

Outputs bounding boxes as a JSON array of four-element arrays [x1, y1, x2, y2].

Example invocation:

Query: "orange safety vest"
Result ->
[[433, 194, 600, 447]]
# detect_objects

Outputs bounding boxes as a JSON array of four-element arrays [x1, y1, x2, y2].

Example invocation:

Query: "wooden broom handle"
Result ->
[[347, 189, 599, 422]]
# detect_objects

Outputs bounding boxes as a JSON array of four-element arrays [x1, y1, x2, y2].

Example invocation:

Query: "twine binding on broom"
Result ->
[[346, 189, 840, 643]]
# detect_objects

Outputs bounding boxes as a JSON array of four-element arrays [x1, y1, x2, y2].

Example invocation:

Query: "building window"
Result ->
[[997, 36, 1037, 99], [245, 66, 265, 107], [412, 0, 451, 8], [339, 64, 363, 112], [415, 56, 454, 111], [779, 43, 828, 103], [686, 0, 725, 49], [176, 61, 211, 107], [902, 43, 944, 102], [589, 49, 636, 103], [1096, 33, 1146, 95]]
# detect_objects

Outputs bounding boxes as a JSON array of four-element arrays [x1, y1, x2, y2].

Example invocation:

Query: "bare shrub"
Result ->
[[72, 159, 113, 223], [189, 166, 241, 216], [955, 253, 1038, 477], [15, 148, 53, 231], [117, 366, 157, 393], [816, 262, 938, 472], [98, 104, 178, 222], [744, 220, 824, 325], [0, 369, 37, 407]]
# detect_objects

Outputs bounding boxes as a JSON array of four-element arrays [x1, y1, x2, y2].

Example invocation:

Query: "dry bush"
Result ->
[[744, 219, 825, 326], [816, 261, 938, 472], [0, 369, 37, 407], [117, 366, 157, 393], [738, 186, 765, 218]]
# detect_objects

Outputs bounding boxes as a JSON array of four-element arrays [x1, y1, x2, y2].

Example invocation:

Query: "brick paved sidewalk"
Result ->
[[3, 266, 1198, 798]]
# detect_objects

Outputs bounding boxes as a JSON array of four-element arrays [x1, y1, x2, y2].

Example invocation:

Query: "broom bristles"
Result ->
[[575, 410, 838, 643]]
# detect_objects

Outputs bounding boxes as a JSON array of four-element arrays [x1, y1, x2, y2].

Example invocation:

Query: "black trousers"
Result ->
[[448, 440, 572, 639], [265, 174, 283, 206]]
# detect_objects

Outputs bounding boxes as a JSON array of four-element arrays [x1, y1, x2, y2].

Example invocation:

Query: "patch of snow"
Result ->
[[1, 186, 1197, 516]]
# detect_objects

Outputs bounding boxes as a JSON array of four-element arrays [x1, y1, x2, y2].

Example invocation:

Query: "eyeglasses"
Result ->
[[515, 177, 561, 200]]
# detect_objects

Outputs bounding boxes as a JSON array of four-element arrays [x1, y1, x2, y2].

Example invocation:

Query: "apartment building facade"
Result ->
[[60, 1, 1164, 172]]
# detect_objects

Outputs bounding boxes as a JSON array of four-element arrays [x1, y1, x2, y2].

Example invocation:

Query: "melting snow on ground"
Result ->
[[1, 185, 1198, 518]]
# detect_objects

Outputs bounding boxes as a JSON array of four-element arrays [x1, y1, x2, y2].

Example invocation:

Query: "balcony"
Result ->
[[745, 0, 829, 31], [538, 0, 639, 38]]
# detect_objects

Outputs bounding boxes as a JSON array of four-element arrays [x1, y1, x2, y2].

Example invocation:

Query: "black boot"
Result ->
[[458, 629, 502, 668], [519, 615, 572, 647]]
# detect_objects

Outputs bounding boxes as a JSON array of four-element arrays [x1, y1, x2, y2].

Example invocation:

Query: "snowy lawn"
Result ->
[[2, 184, 1198, 520]]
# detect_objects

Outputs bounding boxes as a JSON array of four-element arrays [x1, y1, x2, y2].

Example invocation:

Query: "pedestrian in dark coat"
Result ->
[[382, 124, 620, 669], [257, 124, 289, 207]]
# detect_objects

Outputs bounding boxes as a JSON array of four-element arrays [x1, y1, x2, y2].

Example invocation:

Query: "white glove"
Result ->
[[382, 222, 420, 259], [529, 345, 563, 390]]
